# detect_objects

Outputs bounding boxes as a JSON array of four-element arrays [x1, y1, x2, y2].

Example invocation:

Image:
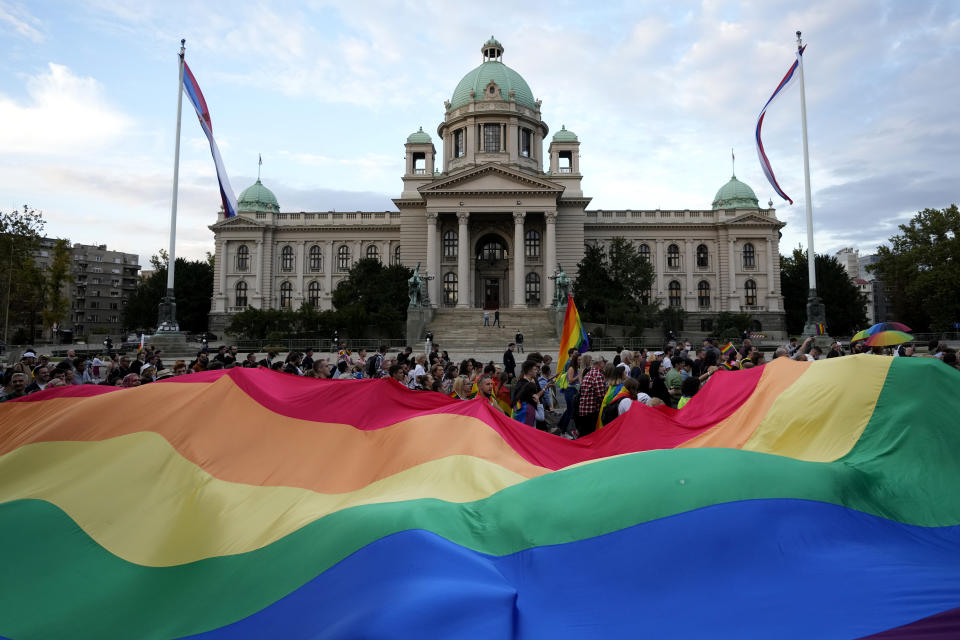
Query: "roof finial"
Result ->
[[731, 147, 736, 178], [258, 153, 262, 181]]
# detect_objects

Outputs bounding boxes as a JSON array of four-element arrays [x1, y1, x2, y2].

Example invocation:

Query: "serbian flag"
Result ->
[[182, 61, 238, 218], [755, 45, 806, 205], [556, 295, 590, 376]]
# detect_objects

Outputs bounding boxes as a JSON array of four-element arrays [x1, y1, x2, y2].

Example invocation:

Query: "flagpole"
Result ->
[[158, 39, 185, 332], [796, 30, 827, 338]]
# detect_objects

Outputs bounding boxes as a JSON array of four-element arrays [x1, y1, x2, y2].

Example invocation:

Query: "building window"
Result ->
[[279, 282, 292, 309], [394, 245, 401, 266], [667, 244, 680, 269], [454, 129, 464, 157], [478, 237, 507, 261], [752, 320, 763, 332], [668, 280, 682, 307], [525, 272, 541, 304], [308, 281, 321, 307], [524, 230, 541, 259], [743, 242, 756, 269], [443, 230, 458, 258], [443, 272, 458, 306], [280, 246, 294, 272], [235, 281, 248, 307], [337, 245, 350, 271], [640, 287, 651, 305], [366, 245, 379, 261], [236, 245, 250, 271], [309, 245, 322, 272], [744, 279, 757, 306], [482, 123, 500, 152], [698, 280, 711, 308], [696, 244, 709, 268], [520, 128, 531, 157], [639, 244, 650, 263]]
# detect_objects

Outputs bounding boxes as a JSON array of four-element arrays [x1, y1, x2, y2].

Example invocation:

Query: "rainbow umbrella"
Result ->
[[852, 322, 913, 342], [864, 330, 913, 347]]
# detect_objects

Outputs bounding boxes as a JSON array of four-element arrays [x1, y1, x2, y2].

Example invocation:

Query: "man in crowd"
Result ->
[[503, 343, 517, 381], [515, 331, 524, 354], [576, 355, 606, 437], [25, 365, 51, 394], [301, 347, 315, 371], [0, 372, 27, 402]]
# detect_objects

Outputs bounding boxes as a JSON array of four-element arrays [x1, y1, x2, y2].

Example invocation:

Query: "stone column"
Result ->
[[728, 238, 738, 312], [426, 212, 438, 306], [513, 211, 526, 308], [544, 210, 557, 307], [457, 212, 470, 307], [766, 237, 776, 293], [655, 238, 664, 296], [296, 240, 305, 304], [325, 240, 334, 301], [217, 238, 227, 298]]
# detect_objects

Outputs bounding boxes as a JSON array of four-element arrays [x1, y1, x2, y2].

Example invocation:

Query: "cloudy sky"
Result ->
[[1, 0, 957, 265]]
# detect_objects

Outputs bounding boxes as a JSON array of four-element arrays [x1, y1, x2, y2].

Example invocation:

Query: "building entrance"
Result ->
[[484, 279, 500, 309]]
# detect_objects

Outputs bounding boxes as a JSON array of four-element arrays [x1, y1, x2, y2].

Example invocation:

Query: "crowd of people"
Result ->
[[2, 337, 957, 440]]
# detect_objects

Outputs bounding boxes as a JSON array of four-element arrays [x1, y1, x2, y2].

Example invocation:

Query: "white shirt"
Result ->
[[619, 394, 651, 415], [662, 356, 673, 371]]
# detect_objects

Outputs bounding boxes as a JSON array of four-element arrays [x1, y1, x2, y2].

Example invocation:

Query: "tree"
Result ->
[[573, 239, 657, 331], [868, 205, 960, 333], [0, 205, 45, 343], [331, 258, 412, 338], [123, 250, 213, 333], [780, 247, 868, 336], [42, 239, 73, 337]]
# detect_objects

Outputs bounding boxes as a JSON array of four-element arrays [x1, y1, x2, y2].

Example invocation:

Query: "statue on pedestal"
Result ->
[[552, 264, 571, 308], [408, 263, 424, 308]]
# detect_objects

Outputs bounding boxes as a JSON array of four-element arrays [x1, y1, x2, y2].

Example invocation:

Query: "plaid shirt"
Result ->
[[578, 366, 606, 415]]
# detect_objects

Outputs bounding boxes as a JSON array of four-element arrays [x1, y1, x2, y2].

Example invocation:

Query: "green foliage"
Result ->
[[780, 247, 868, 336], [123, 251, 213, 333], [868, 205, 960, 332], [0, 205, 45, 342], [658, 306, 687, 334], [42, 239, 73, 332], [713, 312, 753, 338], [331, 258, 412, 338], [573, 239, 658, 330]]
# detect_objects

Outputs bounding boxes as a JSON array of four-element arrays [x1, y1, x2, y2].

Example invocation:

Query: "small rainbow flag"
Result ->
[[816, 323, 826, 336], [720, 342, 734, 355], [556, 295, 589, 376]]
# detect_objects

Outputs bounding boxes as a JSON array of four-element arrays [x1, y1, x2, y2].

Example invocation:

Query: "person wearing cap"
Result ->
[[20, 350, 38, 368], [24, 365, 51, 394]]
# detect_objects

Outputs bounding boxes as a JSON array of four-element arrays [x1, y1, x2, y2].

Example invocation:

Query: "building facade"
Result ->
[[69, 243, 140, 341], [209, 37, 786, 335]]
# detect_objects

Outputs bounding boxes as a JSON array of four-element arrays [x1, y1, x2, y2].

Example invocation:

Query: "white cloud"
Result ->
[[0, 63, 135, 154], [0, 1, 44, 42]]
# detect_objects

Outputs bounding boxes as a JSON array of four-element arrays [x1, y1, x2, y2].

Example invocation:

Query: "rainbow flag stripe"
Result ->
[[556, 294, 589, 375], [816, 322, 827, 335], [1, 355, 960, 638]]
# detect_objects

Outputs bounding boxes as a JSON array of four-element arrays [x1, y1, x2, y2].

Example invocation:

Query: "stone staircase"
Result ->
[[426, 308, 560, 358]]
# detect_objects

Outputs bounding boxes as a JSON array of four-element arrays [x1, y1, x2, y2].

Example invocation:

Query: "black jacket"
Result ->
[[503, 349, 516, 375]]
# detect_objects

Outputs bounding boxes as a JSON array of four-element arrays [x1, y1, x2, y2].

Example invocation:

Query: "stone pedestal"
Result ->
[[405, 307, 435, 347], [149, 331, 189, 353], [802, 291, 829, 339]]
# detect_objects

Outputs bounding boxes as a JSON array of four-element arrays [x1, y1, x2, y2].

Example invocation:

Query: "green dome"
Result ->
[[406, 126, 432, 144], [451, 39, 535, 111], [712, 175, 759, 210], [552, 125, 578, 142], [237, 179, 279, 212]]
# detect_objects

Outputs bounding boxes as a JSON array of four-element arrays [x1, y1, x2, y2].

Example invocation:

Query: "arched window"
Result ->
[[337, 245, 350, 271], [640, 286, 651, 305], [477, 236, 507, 261], [393, 245, 401, 266], [525, 272, 541, 304], [280, 245, 294, 272], [696, 244, 709, 268], [744, 279, 757, 306], [698, 280, 711, 308], [743, 242, 756, 268], [366, 245, 379, 261], [279, 282, 292, 308], [638, 243, 650, 263], [443, 272, 458, 306], [235, 244, 249, 272], [667, 244, 680, 269], [234, 281, 247, 307], [308, 281, 321, 307], [668, 280, 682, 307], [525, 230, 541, 259], [443, 230, 458, 258], [309, 245, 322, 272], [751, 320, 763, 333]]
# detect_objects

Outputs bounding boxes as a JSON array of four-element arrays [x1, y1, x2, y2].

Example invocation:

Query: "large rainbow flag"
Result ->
[[555, 293, 589, 376], [1, 355, 960, 638]]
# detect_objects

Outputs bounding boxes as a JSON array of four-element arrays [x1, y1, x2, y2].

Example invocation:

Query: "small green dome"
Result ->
[[451, 38, 535, 110], [406, 126, 432, 144], [552, 125, 578, 142], [712, 175, 759, 210], [237, 179, 279, 212]]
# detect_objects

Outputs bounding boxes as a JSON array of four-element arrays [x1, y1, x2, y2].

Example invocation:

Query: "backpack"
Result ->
[[600, 400, 622, 426], [365, 354, 380, 378]]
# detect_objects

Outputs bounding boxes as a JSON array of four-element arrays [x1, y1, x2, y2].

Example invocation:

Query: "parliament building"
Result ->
[[209, 37, 786, 337]]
